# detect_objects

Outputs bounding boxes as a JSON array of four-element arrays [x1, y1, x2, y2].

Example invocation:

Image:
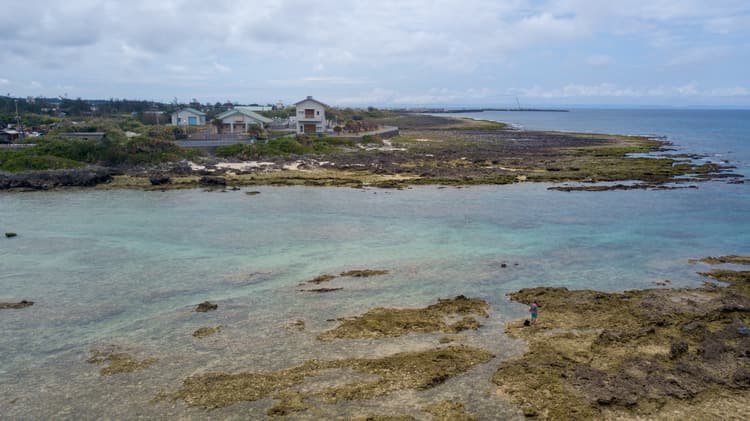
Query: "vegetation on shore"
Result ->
[[2, 111, 740, 190]]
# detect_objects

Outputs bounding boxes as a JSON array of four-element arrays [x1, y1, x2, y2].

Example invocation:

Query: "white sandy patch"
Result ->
[[283, 161, 306, 171], [188, 161, 207, 171], [216, 162, 275, 171], [414, 138, 432, 142]]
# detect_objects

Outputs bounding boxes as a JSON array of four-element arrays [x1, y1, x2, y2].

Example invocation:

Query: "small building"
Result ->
[[295, 96, 328, 134], [171, 108, 207, 126], [215, 107, 272, 134]]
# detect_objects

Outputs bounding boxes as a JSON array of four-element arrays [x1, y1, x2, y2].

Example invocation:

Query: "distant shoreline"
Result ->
[[423, 108, 569, 113]]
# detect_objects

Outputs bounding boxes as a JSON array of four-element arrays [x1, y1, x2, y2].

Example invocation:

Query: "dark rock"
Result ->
[[149, 175, 171, 186], [199, 176, 226, 187], [5, 232, 17, 238], [670, 341, 689, 359], [0, 167, 113, 190], [195, 301, 218, 312], [501, 263, 507, 268], [0, 300, 34, 309], [732, 368, 750, 388], [245, 191, 261, 195]]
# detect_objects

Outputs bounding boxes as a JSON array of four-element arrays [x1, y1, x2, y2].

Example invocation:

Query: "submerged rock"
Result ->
[[87, 349, 157, 376], [5, 232, 17, 238], [307, 274, 336, 284], [169, 346, 493, 410], [301, 287, 343, 293], [192, 326, 222, 338], [339, 269, 389, 278], [195, 301, 218, 312], [0, 300, 34, 310]]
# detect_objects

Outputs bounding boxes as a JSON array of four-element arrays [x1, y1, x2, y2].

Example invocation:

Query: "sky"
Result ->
[[1, 0, 749, 107]]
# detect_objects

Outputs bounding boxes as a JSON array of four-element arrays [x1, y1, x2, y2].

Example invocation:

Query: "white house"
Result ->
[[295, 96, 328, 134], [171, 108, 207, 126], [215, 107, 272, 134]]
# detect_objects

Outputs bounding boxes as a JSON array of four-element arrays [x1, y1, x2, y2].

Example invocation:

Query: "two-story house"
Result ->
[[295, 96, 328, 134]]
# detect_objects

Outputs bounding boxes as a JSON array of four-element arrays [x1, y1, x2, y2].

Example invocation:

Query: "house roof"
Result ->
[[175, 107, 206, 116], [294, 96, 329, 108], [217, 108, 273, 124]]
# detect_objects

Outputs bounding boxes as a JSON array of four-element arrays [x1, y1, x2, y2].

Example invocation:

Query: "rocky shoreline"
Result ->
[[493, 256, 750, 420], [0, 115, 742, 191]]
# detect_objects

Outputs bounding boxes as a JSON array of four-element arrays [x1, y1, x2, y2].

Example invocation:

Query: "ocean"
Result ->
[[1, 109, 748, 419]]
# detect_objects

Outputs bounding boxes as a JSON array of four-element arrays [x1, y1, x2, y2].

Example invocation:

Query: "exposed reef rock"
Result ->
[[492, 257, 750, 420], [318, 295, 489, 341], [0, 167, 113, 190], [148, 175, 171, 186], [198, 176, 226, 187], [87, 348, 158, 376], [169, 345, 493, 410], [691, 255, 750, 265], [0, 300, 34, 309], [195, 301, 218, 312], [301, 287, 344, 293]]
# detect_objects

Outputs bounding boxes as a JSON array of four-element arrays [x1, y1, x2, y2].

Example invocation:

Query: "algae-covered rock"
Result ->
[[192, 326, 222, 338], [318, 295, 489, 340], [285, 319, 305, 331], [170, 346, 493, 410], [87, 349, 157, 376], [0, 300, 33, 310], [318, 346, 494, 402], [690, 256, 750, 265], [492, 263, 750, 420], [423, 400, 478, 421], [195, 301, 218, 312]]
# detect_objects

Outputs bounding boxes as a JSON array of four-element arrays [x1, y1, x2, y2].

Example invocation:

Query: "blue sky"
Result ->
[[1, 0, 749, 107]]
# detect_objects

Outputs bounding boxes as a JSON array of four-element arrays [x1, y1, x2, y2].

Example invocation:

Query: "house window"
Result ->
[[305, 109, 315, 119], [317, 111, 320, 115]]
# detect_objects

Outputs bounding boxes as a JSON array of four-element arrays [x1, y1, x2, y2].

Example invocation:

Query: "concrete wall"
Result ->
[[172, 110, 206, 126]]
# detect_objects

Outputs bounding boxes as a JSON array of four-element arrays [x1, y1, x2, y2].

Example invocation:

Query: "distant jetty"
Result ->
[[419, 108, 569, 113]]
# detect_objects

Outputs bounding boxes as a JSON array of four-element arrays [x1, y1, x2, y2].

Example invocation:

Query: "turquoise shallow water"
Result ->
[[1, 109, 749, 419], [1, 182, 748, 419]]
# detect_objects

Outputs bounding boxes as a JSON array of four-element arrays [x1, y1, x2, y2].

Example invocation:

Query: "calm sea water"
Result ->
[[1, 109, 748, 419]]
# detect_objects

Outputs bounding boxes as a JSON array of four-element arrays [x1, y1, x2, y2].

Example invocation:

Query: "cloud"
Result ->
[[517, 82, 749, 98], [586, 55, 613, 66], [334, 87, 493, 105]]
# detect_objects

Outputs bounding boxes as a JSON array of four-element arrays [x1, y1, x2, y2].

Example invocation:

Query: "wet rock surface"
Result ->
[[0, 300, 34, 309], [318, 295, 489, 340], [492, 257, 750, 420], [194, 301, 218, 312]]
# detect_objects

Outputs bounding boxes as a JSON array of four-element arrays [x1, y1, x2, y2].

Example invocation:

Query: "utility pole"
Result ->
[[15, 99, 23, 141]]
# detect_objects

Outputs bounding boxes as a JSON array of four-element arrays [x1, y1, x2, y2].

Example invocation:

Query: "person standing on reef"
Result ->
[[529, 302, 539, 325]]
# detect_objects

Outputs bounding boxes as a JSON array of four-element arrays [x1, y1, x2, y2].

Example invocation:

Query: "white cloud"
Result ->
[[518, 82, 749, 98], [586, 55, 613, 66], [0, 78, 9, 85]]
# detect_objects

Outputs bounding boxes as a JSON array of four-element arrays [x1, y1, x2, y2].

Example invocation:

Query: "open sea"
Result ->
[[1, 109, 749, 419]]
